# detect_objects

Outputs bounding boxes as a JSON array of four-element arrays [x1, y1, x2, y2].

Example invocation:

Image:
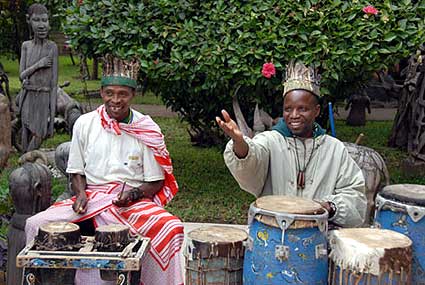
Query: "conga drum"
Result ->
[[243, 196, 329, 284], [185, 226, 247, 285], [34, 222, 81, 284], [328, 228, 412, 284], [375, 184, 425, 284]]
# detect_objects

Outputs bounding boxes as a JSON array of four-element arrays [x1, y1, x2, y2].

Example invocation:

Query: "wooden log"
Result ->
[[35, 222, 81, 251]]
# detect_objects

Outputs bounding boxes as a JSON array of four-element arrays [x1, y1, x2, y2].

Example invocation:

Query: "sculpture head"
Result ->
[[9, 162, 52, 215], [27, 4, 49, 40]]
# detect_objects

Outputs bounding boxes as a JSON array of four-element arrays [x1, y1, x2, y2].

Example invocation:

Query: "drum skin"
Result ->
[[375, 187, 425, 284], [243, 196, 328, 285], [328, 228, 412, 285]]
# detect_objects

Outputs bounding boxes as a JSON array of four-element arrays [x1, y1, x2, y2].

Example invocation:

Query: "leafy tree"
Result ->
[[64, 0, 425, 145]]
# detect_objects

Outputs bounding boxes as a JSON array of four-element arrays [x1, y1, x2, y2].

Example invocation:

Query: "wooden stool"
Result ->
[[17, 234, 150, 285]]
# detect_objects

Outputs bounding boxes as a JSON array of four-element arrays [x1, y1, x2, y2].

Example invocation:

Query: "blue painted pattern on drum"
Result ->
[[375, 206, 425, 283], [243, 219, 328, 284], [330, 265, 410, 284]]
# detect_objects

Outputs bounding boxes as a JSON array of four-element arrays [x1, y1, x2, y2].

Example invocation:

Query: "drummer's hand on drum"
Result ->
[[216, 109, 249, 158], [73, 192, 88, 215]]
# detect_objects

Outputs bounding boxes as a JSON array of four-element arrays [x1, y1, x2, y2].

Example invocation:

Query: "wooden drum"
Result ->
[[34, 222, 81, 284], [185, 226, 247, 285], [94, 224, 132, 281], [329, 228, 412, 285]]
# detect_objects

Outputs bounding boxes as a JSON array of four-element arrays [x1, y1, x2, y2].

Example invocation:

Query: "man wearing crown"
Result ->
[[216, 61, 367, 227], [25, 55, 184, 284]]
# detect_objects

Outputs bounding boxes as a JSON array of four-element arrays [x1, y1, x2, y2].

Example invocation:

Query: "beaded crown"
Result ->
[[101, 54, 140, 89], [283, 61, 321, 97]]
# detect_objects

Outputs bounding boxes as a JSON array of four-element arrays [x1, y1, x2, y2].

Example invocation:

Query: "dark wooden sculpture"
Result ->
[[345, 91, 371, 126], [7, 162, 52, 285], [0, 94, 11, 170], [18, 3, 58, 152], [54, 141, 74, 201], [388, 47, 425, 175]]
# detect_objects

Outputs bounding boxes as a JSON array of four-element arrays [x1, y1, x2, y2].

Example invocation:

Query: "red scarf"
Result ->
[[97, 105, 178, 207]]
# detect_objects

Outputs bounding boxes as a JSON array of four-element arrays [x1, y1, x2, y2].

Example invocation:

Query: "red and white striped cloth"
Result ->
[[97, 104, 178, 207]]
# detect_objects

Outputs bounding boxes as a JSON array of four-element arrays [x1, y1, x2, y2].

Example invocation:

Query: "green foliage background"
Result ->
[[64, 0, 425, 143]]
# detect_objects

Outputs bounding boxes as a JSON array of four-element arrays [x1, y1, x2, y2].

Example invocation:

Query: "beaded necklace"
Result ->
[[293, 137, 315, 190]]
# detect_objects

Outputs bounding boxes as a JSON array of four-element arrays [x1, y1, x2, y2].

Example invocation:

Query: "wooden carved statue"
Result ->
[[388, 46, 425, 175], [345, 91, 371, 126], [343, 142, 390, 225], [0, 63, 12, 170], [55, 141, 74, 201], [0, 94, 11, 170], [17, 3, 58, 152], [7, 162, 52, 285]]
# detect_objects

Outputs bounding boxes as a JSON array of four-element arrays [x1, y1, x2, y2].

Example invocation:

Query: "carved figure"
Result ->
[[0, 94, 11, 170], [386, 47, 425, 175], [343, 142, 390, 225], [345, 91, 371, 126], [7, 162, 52, 285], [18, 3, 58, 152], [54, 141, 73, 201]]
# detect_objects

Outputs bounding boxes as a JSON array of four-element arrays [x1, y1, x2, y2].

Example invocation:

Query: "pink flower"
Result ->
[[261, 62, 276, 79], [362, 5, 378, 15]]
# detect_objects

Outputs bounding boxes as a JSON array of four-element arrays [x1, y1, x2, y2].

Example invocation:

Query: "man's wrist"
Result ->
[[328, 202, 337, 218]]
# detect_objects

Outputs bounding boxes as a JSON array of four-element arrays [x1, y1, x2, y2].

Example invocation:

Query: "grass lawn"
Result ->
[[0, 55, 163, 105]]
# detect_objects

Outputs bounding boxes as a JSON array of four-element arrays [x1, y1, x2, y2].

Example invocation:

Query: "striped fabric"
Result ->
[[52, 183, 184, 270], [97, 105, 178, 207]]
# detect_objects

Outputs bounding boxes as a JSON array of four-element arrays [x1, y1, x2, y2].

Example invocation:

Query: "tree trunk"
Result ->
[[91, 57, 99, 80]]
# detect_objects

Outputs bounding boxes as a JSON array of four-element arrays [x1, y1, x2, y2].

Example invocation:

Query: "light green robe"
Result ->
[[224, 131, 367, 227]]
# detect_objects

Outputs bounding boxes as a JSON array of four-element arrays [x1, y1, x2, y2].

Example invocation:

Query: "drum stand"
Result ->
[[17, 235, 150, 285]]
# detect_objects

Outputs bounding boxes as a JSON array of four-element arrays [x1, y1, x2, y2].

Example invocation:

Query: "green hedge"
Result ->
[[64, 0, 425, 144]]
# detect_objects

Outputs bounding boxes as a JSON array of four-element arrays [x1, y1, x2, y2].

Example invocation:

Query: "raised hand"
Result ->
[[216, 109, 244, 143], [216, 109, 249, 158]]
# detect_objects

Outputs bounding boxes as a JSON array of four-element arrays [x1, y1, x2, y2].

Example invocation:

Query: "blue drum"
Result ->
[[375, 184, 425, 284], [243, 195, 328, 285], [328, 228, 412, 285]]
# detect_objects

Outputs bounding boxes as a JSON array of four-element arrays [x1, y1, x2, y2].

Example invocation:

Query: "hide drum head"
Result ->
[[331, 228, 412, 249], [254, 195, 325, 229], [329, 228, 412, 276], [188, 226, 247, 244], [255, 195, 325, 215], [380, 184, 425, 206], [40, 222, 80, 234]]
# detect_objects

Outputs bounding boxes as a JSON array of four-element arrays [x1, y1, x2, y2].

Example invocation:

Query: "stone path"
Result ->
[[85, 102, 397, 121]]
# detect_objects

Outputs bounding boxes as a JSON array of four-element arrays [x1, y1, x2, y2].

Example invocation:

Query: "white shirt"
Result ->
[[66, 110, 164, 187]]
